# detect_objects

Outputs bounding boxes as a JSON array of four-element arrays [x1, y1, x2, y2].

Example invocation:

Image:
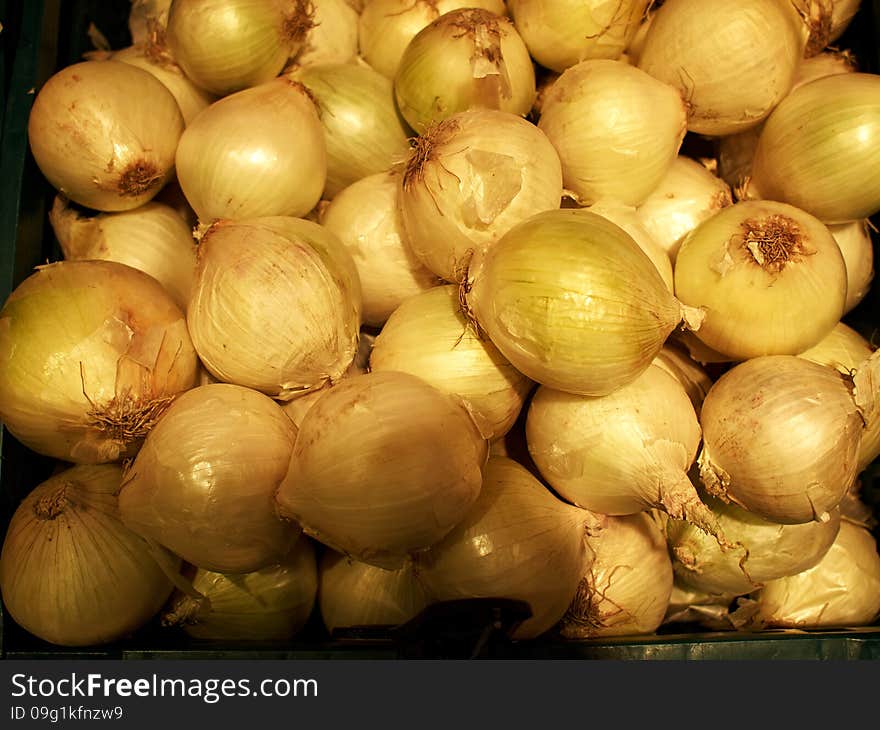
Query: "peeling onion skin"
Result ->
[[0, 465, 179, 647], [118, 383, 301, 574], [27, 60, 184, 212], [698, 356, 863, 525]]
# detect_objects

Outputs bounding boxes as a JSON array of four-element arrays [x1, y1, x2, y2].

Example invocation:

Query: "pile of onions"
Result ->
[[537, 59, 687, 206], [118, 384, 301, 573], [466, 208, 704, 396], [275, 371, 487, 569], [28, 60, 184, 212], [162, 536, 318, 640], [558, 512, 673, 639], [394, 9, 536, 134], [0, 465, 179, 647], [0, 260, 198, 463], [414, 456, 590, 640], [399, 109, 563, 283], [186, 217, 361, 400]]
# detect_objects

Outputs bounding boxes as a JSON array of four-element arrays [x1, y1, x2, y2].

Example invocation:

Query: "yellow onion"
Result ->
[[187, 217, 361, 399], [166, 0, 307, 95], [537, 59, 687, 206], [733, 521, 880, 629], [399, 109, 563, 283], [319, 551, 432, 633], [652, 341, 713, 417], [49, 196, 197, 311], [414, 456, 590, 640], [321, 172, 438, 327], [118, 383, 301, 573], [673, 200, 847, 360], [275, 371, 487, 569], [175, 78, 326, 222], [129, 0, 172, 45], [672, 330, 739, 366], [828, 0, 862, 43], [699, 355, 872, 524], [636, 156, 733, 262], [466, 208, 704, 396], [0, 260, 198, 463], [162, 536, 317, 640], [668, 496, 841, 596], [788, 0, 862, 51], [559, 512, 673, 638], [508, 0, 650, 72], [637, 0, 806, 136], [370, 285, 533, 441], [0, 465, 179, 647], [28, 60, 184, 212], [358, 0, 508, 79], [289, 0, 358, 68], [288, 63, 411, 200], [748, 73, 880, 223], [394, 9, 536, 134], [830, 219, 874, 314]]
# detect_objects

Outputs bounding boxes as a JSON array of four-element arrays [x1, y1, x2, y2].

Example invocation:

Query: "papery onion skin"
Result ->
[[537, 59, 687, 207], [699, 356, 862, 525], [399, 109, 564, 284], [830, 219, 874, 315], [175, 78, 326, 222], [118, 383, 301, 574], [559, 512, 673, 639], [370, 285, 533, 441], [276, 371, 487, 569], [749, 73, 880, 223], [129, 0, 172, 45], [394, 9, 536, 134], [0, 465, 179, 647], [673, 200, 847, 360], [187, 217, 361, 400], [28, 60, 184, 212], [319, 551, 432, 633], [289, 0, 359, 68], [415, 456, 590, 640], [163, 536, 318, 640], [637, 0, 806, 136], [0, 260, 198, 464], [467, 208, 691, 396]]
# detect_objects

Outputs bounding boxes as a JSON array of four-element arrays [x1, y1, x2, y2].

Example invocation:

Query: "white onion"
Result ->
[[289, 0, 359, 68], [652, 341, 713, 416], [830, 219, 874, 314], [663, 583, 738, 630], [537, 59, 687, 206], [129, 0, 171, 45]]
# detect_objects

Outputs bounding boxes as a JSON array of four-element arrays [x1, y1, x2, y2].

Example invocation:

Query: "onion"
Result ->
[[507, 0, 651, 73], [288, 0, 358, 68], [559, 512, 673, 638], [663, 583, 738, 630], [399, 109, 563, 283], [792, 49, 858, 92], [0, 260, 198, 463], [830, 219, 875, 314], [788, 0, 862, 51], [175, 78, 326, 222], [129, 0, 171, 45], [118, 383, 301, 573], [162, 536, 318, 640], [319, 551, 432, 633], [49, 196, 197, 311], [698, 355, 872, 524], [748, 73, 880, 223], [187, 216, 360, 400], [166, 0, 307, 96], [827, 0, 861, 43], [526, 364, 729, 545], [370, 285, 533, 441], [624, 5, 654, 65], [637, 0, 806, 136], [734, 521, 880, 629], [414, 456, 590, 640], [28, 60, 184, 212], [537, 59, 687, 206], [275, 371, 487, 569], [288, 63, 411, 200], [320, 172, 438, 327], [466, 208, 704, 396], [358, 0, 508, 79], [636, 156, 733, 263], [652, 341, 713, 416], [673, 200, 847, 360], [0, 465, 178, 647], [668, 496, 841, 595], [394, 9, 536, 134]]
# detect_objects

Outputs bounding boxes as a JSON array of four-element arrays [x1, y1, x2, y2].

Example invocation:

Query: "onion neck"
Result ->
[[34, 484, 71, 520], [658, 468, 735, 552]]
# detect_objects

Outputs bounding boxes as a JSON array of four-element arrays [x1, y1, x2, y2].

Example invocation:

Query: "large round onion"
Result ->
[[0, 260, 198, 464], [0, 465, 178, 647], [28, 60, 184, 212], [830, 219, 875, 315]]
